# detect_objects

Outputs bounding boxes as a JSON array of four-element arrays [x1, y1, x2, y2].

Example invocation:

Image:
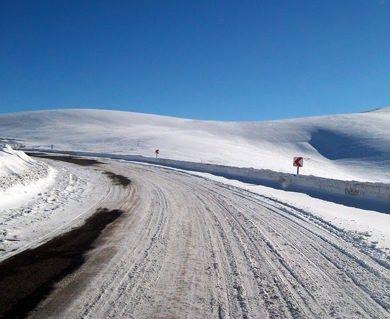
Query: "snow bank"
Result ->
[[26, 149, 390, 213], [120, 155, 390, 213], [0, 159, 109, 261], [189, 171, 390, 250], [0, 144, 33, 176], [0, 145, 50, 191], [0, 107, 389, 183]]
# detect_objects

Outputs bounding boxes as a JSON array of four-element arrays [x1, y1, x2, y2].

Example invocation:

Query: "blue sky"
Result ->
[[1, 1, 389, 120]]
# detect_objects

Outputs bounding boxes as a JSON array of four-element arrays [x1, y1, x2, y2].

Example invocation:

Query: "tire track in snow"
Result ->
[[28, 161, 390, 319]]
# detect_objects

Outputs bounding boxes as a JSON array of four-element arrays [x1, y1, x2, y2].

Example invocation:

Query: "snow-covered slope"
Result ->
[[0, 107, 389, 182], [0, 144, 55, 211], [0, 145, 48, 191], [0, 144, 32, 177]]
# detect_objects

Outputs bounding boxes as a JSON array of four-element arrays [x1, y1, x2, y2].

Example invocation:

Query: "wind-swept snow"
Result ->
[[0, 107, 389, 182]]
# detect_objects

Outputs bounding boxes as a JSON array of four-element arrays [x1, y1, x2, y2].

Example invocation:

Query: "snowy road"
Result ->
[[28, 160, 389, 319]]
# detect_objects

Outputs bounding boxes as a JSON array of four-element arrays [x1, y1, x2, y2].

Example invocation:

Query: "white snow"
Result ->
[[0, 107, 388, 259], [123, 158, 390, 249], [0, 107, 389, 183], [0, 144, 40, 184], [0, 167, 57, 210], [0, 108, 389, 318], [0, 145, 110, 260], [36, 150, 389, 210], [187, 170, 390, 250], [0, 145, 53, 202], [0, 158, 109, 260]]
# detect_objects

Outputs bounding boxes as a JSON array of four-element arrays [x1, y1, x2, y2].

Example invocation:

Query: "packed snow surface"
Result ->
[[0, 107, 389, 182], [27, 160, 390, 319], [190, 170, 390, 250]]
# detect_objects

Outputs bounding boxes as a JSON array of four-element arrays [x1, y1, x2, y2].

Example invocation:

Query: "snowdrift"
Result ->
[[0, 145, 49, 192], [0, 107, 389, 183]]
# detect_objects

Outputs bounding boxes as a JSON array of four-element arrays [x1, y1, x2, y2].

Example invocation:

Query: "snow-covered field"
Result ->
[[0, 107, 389, 182]]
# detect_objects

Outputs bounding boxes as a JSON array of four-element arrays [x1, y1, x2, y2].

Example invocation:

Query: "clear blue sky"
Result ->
[[1, 0, 389, 120]]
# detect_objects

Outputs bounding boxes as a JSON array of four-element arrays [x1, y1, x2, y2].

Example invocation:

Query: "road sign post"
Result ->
[[155, 149, 160, 158], [293, 157, 303, 175]]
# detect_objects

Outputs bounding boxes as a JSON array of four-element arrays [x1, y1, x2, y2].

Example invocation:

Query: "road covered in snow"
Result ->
[[22, 158, 389, 319]]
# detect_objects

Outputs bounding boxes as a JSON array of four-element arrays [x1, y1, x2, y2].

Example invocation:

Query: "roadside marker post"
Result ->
[[155, 149, 160, 158], [293, 157, 303, 175]]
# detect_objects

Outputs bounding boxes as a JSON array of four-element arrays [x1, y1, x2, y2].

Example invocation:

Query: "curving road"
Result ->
[[30, 160, 389, 319]]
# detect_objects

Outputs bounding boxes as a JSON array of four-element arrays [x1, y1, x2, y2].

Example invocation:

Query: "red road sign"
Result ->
[[293, 157, 303, 167]]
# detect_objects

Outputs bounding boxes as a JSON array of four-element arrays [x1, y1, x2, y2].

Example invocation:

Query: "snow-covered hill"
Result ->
[[0, 107, 389, 182]]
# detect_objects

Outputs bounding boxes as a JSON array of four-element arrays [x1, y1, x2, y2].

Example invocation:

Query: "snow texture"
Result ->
[[25, 149, 390, 213], [0, 144, 50, 193], [189, 170, 390, 251], [0, 158, 109, 260], [0, 107, 389, 183], [28, 161, 390, 319], [0, 146, 109, 260]]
